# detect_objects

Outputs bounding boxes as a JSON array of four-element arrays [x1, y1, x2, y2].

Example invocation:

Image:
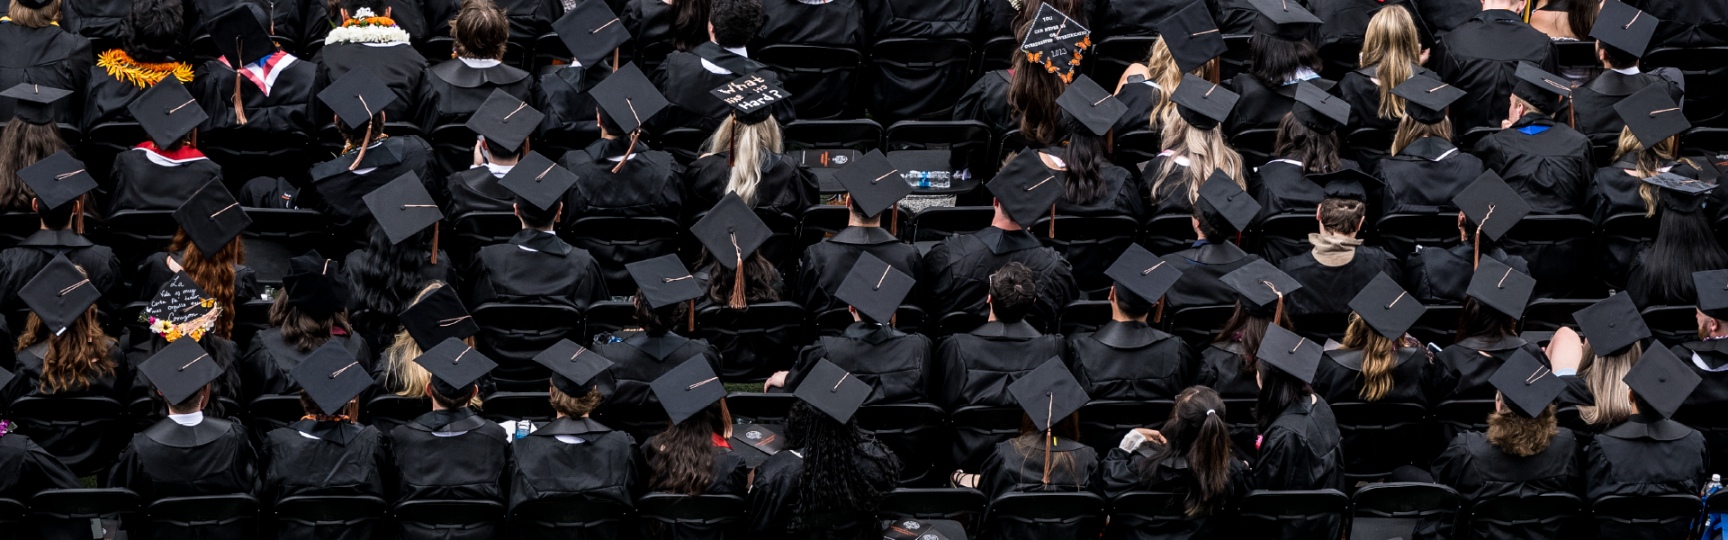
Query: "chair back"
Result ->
[[510, 497, 635, 537], [1331, 402, 1429, 480], [983, 492, 1107, 539], [561, 216, 683, 293], [1165, 305, 1236, 344], [949, 406, 1023, 472], [473, 303, 585, 389], [884, 121, 992, 193], [1140, 214, 1199, 255], [1643, 305, 1702, 346], [978, 36, 1017, 73], [756, 45, 863, 119], [1107, 492, 1193, 538], [393, 499, 505, 538], [145, 494, 259, 538], [584, 300, 639, 337], [1349, 483, 1461, 540], [8, 396, 128, 477], [783, 119, 884, 152], [1058, 300, 1113, 335], [725, 393, 799, 425], [1501, 214, 1596, 298], [867, 39, 975, 123], [1410, 304, 1462, 346], [1029, 215, 1141, 294], [1078, 400, 1175, 454], [637, 493, 745, 540], [1373, 213, 1459, 262], [476, 391, 554, 423], [855, 403, 949, 486], [0, 498, 23, 538], [1238, 489, 1349, 538], [1088, 37, 1158, 90], [1591, 494, 1701, 540], [1114, 130, 1161, 165], [1643, 47, 1728, 126], [1465, 493, 1583, 540], [879, 488, 987, 528], [246, 394, 309, 434], [273, 495, 388, 529], [907, 206, 994, 243], [692, 302, 809, 381]]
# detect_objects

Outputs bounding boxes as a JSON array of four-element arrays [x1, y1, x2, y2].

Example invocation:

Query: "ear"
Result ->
[[1107, 285, 1118, 303], [512, 203, 523, 219], [30, 198, 38, 212]]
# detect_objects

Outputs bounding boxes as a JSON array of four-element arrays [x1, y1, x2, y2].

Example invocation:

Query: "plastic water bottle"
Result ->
[[1704, 474, 1724, 539]]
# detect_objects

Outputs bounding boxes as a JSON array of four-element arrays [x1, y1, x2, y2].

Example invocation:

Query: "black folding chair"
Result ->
[[884, 120, 993, 191], [1114, 130, 1161, 166], [472, 303, 584, 389], [1087, 37, 1157, 90], [1255, 212, 1320, 263], [693, 302, 808, 381], [756, 45, 863, 119], [636, 493, 745, 540], [1237, 489, 1350, 538], [1077, 400, 1175, 454], [1463, 493, 1583, 540], [949, 406, 1022, 473], [1165, 305, 1236, 345], [856, 403, 949, 486], [30, 489, 138, 540], [879, 488, 987, 532], [509, 497, 635, 540], [246, 394, 308, 435], [1434, 399, 1495, 440], [1230, 128, 1279, 168], [1140, 214, 1199, 255], [1058, 300, 1113, 335], [560, 216, 683, 294], [1410, 304, 1461, 346], [1501, 214, 1597, 299], [977, 36, 1017, 74], [393, 499, 505, 540], [0, 498, 22, 538], [1644, 47, 1728, 127], [272, 495, 388, 540], [7, 396, 128, 477], [1030, 215, 1141, 294], [725, 393, 798, 424], [655, 127, 710, 164], [1373, 213, 1460, 262], [1332, 402, 1430, 482], [449, 211, 521, 257], [797, 204, 851, 246], [477, 391, 554, 423], [364, 394, 430, 431], [867, 38, 974, 123], [1592, 494, 1701, 540], [1349, 482, 1461, 540], [782, 119, 884, 152], [1520, 298, 1593, 332], [584, 299, 639, 338], [1643, 305, 1700, 346], [981, 492, 1107, 540], [144, 494, 259, 539], [1107, 492, 1197, 540], [906, 205, 994, 244]]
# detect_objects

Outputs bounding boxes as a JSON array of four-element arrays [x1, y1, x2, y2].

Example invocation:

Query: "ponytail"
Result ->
[[1186, 406, 1233, 516], [1342, 315, 1399, 402]]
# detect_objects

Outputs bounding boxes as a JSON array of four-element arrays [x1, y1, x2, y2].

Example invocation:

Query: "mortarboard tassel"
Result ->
[[1042, 392, 1054, 485], [613, 48, 620, 73], [890, 205, 898, 236], [232, 39, 249, 125], [430, 221, 440, 265], [349, 95, 374, 170], [730, 232, 747, 310], [1049, 206, 1057, 238], [612, 130, 640, 174], [1153, 297, 1164, 324], [687, 299, 696, 332], [1263, 280, 1286, 326], [74, 198, 84, 235], [1473, 205, 1494, 270]]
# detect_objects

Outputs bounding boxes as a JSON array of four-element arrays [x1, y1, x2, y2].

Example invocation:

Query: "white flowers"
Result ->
[[352, 7, 377, 18], [325, 24, 411, 46]]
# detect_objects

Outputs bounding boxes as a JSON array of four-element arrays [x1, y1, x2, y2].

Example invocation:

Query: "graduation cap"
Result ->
[[1489, 348, 1567, 417], [361, 172, 444, 246], [1155, 0, 1226, 73], [649, 357, 726, 424], [552, 0, 629, 68], [1642, 171, 1715, 213], [466, 90, 542, 153], [17, 150, 96, 210], [282, 250, 349, 317], [793, 359, 873, 423], [1247, 0, 1321, 41], [1196, 170, 1258, 232], [1006, 357, 1089, 484], [1104, 243, 1182, 309], [398, 285, 478, 350], [1220, 258, 1302, 319], [987, 149, 1063, 226], [1622, 341, 1700, 419], [1510, 62, 1571, 115], [0, 363, 13, 394], [1257, 322, 1323, 383], [835, 252, 914, 324], [499, 152, 578, 212], [290, 341, 374, 416], [172, 179, 252, 257], [1452, 171, 1531, 246], [1615, 84, 1690, 149], [691, 193, 772, 309], [414, 337, 497, 396], [1056, 75, 1127, 137], [143, 273, 216, 330], [318, 69, 398, 130], [1465, 257, 1536, 320], [532, 339, 614, 398], [19, 255, 99, 335], [1292, 81, 1349, 134], [0, 83, 71, 124], [128, 78, 208, 148], [835, 150, 911, 218], [591, 62, 668, 135], [1019, 3, 1091, 82], [139, 338, 224, 404], [1572, 293, 1650, 357], [1391, 73, 1464, 125], [12, 0, 50, 8], [1692, 269, 1728, 321], [626, 254, 704, 309], [712, 72, 791, 125], [1310, 167, 1379, 202], [1591, 0, 1659, 58], [1347, 272, 1426, 340], [210, 3, 275, 66], [1170, 74, 1238, 130]]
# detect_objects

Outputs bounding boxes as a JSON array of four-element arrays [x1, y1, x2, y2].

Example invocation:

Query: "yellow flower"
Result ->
[[150, 320, 173, 334], [190, 328, 206, 342], [164, 328, 183, 342]]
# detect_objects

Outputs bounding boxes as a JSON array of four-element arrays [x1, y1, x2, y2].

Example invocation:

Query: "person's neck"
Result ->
[[1706, 325, 1728, 340], [849, 217, 880, 228], [527, 225, 555, 233], [986, 310, 999, 322], [599, 132, 618, 141], [491, 154, 521, 167], [38, 223, 68, 231], [1321, 228, 1357, 240], [990, 215, 1023, 231], [1111, 305, 1147, 323], [1483, 4, 1521, 13]]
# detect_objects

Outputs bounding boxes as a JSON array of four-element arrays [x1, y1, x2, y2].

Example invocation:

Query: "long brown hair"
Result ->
[[167, 229, 246, 339], [1390, 115, 1453, 156], [17, 304, 118, 395], [1215, 302, 1294, 374], [0, 119, 67, 211], [1009, 411, 1085, 488], [1272, 113, 1344, 175], [649, 402, 732, 495], [1359, 5, 1420, 120], [266, 292, 353, 353], [1340, 314, 1399, 402], [1141, 387, 1234, 517], [1008, 45, 1068, 147], [1486, 399, 1559, 457], [1577, 341, 1639, 426]]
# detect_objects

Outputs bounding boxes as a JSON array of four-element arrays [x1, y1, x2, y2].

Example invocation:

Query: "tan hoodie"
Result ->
[[1308, 233, 1361, 267]]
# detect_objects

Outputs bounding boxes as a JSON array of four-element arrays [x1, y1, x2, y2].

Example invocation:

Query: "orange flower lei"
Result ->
[[343, 15, 396, 27], [97, 49, 195, 89]]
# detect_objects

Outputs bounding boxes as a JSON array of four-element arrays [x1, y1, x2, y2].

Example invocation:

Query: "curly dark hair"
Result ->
[[783, 401, 899, 530], [1272, 113, 1344, 175], [708, 0, 764, 48], [647, 402, 729, 495], [988, 262, 1037, 323], [121, 0, 184, 63], [349, 224, 439, 319]]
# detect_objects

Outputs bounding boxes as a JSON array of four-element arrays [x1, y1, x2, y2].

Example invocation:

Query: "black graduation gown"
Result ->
[[1159, 241, 1262, 311], [1587, 156, 1662, 224], [1312, 347, 1452, 473], [1404, 243, 1529, 305], [1431, 428, 1582, 540], [262, 421, 389, 502], [1583, 416, 1709, 540], [1375, 137, 1484, 215], [507, 417, 643, 518], [533, 64, 609, 150], [1142, 154, 1198, 219], [745, 442, 900, 540], [858, 0, 978, 39], [979, 437, 1103, 540], [192, 54, 319, 144], [82, 62, 186, 131], [0, 230, 122, 318], [936, 321, 1065, 469], [1097, 0, 1192, 37], [1310, 0, 1431, 70], [795, 226, 921, 317], [1114, 77, 1162, 135], [1473, 114, 1593, 215], [388, 408, 510, 506], [1055, 162, 1145, 218], [313, 42, 430, 127], [0, 433, 79, 507], [1339, 64, 1438, 135], [239, 330, 372, 403], [1431, 10, 1555, 134], [1209, 0, 1259, 34], [1099, 445, 1252, 540], [951, 70, 1014, 140], [1222, 75, 1336, 138], [109, 416, 258, 503], [445, 166, 515, 218], [1572, 69, 1685, 142], [1253, 160, 1326, 221], [649, 48, 795, 133], [1251, 397, 1347, 540], [682, 151, 820, 223], [1278, 241, 1404, 320], [106, 149, 224, 214], [1436, 336, 1547, 402], [341, 247, 461, 354], [592, 331, 724, 443], [423, 60, 535, 132], [121, 335, 247, 423], [1625, 0, 1728, 48], [3, 342, 132, 474], [1065, 321, 1192, 402], [60, 0, 129, 44], [305, 136, 439, 229], [622, 0, 679, 53], [466, 229, 610, 310], [919, 227, 1080, 326], [786, 322, 934, 405], [560, 139, 685, 221], [0, 23, 91, 124], [1194, 341, 1263, 453], [1675, 340, 1728, 471], [239, 176, 302, 208], [757, 0, 865, 47]]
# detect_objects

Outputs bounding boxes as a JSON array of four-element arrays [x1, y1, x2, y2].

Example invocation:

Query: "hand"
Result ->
[[1419, 48, 1431, 66], [1545, 326, 1585, 373], [472, 138, 485, 166], [762, 371, 789, 391], [1134, 428, 1167, 445]]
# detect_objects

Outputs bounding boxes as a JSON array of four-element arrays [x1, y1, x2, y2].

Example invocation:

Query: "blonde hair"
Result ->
[[1577, 341, 1639, 426], [1340, 314, 1399, 402], [703, 115, 784, 207], [1151, 108, 1245, 206], [1613, 126, 1679, 217], [7, 0, 60, 27], [1140, 37, 1219, 130], [1390, 115, 1453, 156], [1360, 5, 1420, 120], [381, 281, 481, 406]]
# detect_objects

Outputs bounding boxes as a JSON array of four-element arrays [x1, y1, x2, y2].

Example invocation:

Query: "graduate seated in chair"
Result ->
[[260, 352, 392, 534], [0, 84, 75, 214], [1430, 0, 1553, 135], [1099, 386, 1251, 539], [314, 0, 429, 127], [792, 150, 919, 317], [422, 0, 533, 133], [445, 91, 541, 218], [1403, 176, 1531, 305], [1278, 194, 1403, 321], [192, 4, 319, 147], [1222, 0, 1334, 138], [1473, 62, 1593, 216], [241, 251, 371, 402], [389, 340, 510, 540], [1144, 75, 1246, 220], [1158, 179, 1264, 312], [978, 358, 1102, 540], [1249, 324, 1347, 539], [1064, 245, 1191, 402], [769, 253, 933, 405], [507, 342, 643, 517], [747, 369, 901, 539], [1582, 345, 1708, 539], [558, 66, 684, 226], [1376, 74, 1484, 216], [935, 263, 1066, 471], [1434, 262, 1544, 404], [642, 360, 750, 498], [108, 78, 221, 215], [681, 72, 817, 224], [0, 140, 121, 316], [649, 0, 795, 133], [464, 181, 609, 311], [0, 0, 90, 126], [82, 0, 189, 131], [1626, 174, 1728, 308], [592, 255, 723, 444], [111, 340, 258, 509], [1570, 2, 1685, 144], [0, 367, 80, 523]]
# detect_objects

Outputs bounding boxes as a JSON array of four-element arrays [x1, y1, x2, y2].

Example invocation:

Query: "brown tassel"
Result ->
[[430, 222, 440, 265], [1048, 206, 1057, 238], [232, 39, 248, 125], [730, 237, 747, 309], [612, 48, 620, 72], [687, 299, 696, 332], [1274, 294, 1285, 327], [1473, 205, 1494, 270], [74, 199, 84, 234], [349, 96, 374, 170], [889, 205, 899, 236], [611, 130, 639, 174], [1041, 393, 1054, 484], [1153, 297, 1165, 324]]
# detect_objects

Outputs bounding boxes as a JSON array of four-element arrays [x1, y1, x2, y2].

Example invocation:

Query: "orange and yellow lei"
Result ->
[[96, 49, 194, 89]]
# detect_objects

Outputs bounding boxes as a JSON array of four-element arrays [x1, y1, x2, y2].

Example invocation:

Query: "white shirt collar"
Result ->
[[480, 162, 513, 178], [1612, 66, 1641, 76], [701, 46, 750, 75], [169, 411, 204, 426], [459, 58, 503, 69]]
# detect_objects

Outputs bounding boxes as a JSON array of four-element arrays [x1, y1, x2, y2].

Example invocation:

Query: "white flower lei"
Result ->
[[325, 8, 411, 46]]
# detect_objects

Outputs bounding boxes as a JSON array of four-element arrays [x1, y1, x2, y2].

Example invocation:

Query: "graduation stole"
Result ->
[[96, 49, 194, 89]]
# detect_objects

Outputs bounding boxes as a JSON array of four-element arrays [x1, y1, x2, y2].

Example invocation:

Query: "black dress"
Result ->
[[757, 0, 866, 47], [262, 422, 390, 540], [109, 416, 258, 503], [1404, 244, 1529, 305], [978, 437, 1103, 540], [919, 227, 1080, 326], [0, 23, 91, 124], [1431, 9, 1555, 134], [1431, 428, 1582, 540], [745, 442, 900, 540], [192, 52, 319, 147], [1571, 68, 1685, 142], [951, 70, 1014, 140], [388, 408, 510, 511], [0, 230, 122, 318], [239, 330, 372, 403], [1159, 241, 1262, 311], [1251, 396, 1347, 540], [507, 417, 643, 522], [682, 151, 820, 222], [1278, 241, 1404, 321], [935, 321, 1066, 469], [304, 136, 439, 230], [314, 42, 430, 126], [1065, 321, 1192, 402], [794, 226, 921, 317], [1473, 113, 1593, 215], [1582, 416, 1709, 539], [465, 229, 610, 310], [786, 322, 934, 404], [106, 148, 224, 213], [1099, 444, 1252, 540], [1375, 137, 1485, 215], [592, 331, 724, 443]]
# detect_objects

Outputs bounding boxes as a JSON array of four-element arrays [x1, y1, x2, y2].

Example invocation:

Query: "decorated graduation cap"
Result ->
[[467, 90, 542, 153], [1257, 322, 1323, 383], [1156, 0, 1226, 73], [1292, 81, 1349, 134], [173, 179, 252, 257], [500, 152, 578, 212], [20, 255, 99, 335], [1019, 3, 1091, 83], [533, 339, 614, 398], [1452, 171, 1531, 266], [1573, 293, 1650, 357], [142, 274, 220, 342], [1466, 257, 1536, 320], [414, 337, 498, 397], [209, 3, 275, 125], [318, 70, 398, 169], [1221, 258, 1302, 320], [794, 359, 873, 423], [1247, 0, 1321, 41], [1347, 272, 1426, 340], [283, 250, 350, 317], [1510, 62, 1571, 116], [1489, 348, 1567, 417], [691, 193, 772, 309], [552, 0, 629, 68], [835, 150, 911, 219], [1007, 357, 1089, 484], [712, 71, 790, 126], [1622, 342, 1700, 419], [835, 252, 914, 324], [590, 63, 668, 172], [362, 172, 445, 262], [1104, 243, 1182, 320], [1310, 167, 1379, 202], [129, 78, 208, 148], [1056, 75, 1127, 137], [627, 254, 704, 309], [1642, 171, 1714, 213], [398, 285, 478, 350], [1615, 84, 1690, 149], [1694, 270, 1728, 321], [18, 150, 96, 211], [0, 83, 71, 125], [291, 341, 374, 416], [1170, 74, 1238, 130], [1591, 0, 1659, 58], [1196, 170, 1258, 233], [1391, 73, 1464, 125], [650, 357, 726, 424], [987, 149, 1063, 226], [140, 337, 224, 404]]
